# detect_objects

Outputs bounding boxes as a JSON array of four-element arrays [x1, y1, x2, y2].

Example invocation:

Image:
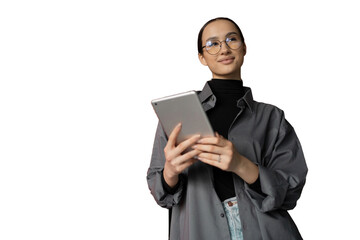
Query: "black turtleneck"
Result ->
[[206, 79, 245, 201], [207, 79, 245, 138]]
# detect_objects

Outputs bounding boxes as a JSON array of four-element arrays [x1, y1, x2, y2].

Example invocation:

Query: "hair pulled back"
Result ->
[[197, 17, 245, 54]]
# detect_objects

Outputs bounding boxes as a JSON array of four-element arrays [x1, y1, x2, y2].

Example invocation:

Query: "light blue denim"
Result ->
[[222, 197, 243, 240]]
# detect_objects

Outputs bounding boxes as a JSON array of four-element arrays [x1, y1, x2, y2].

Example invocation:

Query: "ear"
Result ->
[[198, 53, 208, 66], [243, 43, 247, 56]]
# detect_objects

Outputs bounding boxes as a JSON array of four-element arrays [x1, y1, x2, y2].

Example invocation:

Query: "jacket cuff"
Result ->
[[244, 165, 288, 212], [161, 169, 181, 194], [248, 175, 262, 194], [149, 170, 185, 209]]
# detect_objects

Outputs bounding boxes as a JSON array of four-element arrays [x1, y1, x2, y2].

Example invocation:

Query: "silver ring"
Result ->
[[218, 155, 221, 163]]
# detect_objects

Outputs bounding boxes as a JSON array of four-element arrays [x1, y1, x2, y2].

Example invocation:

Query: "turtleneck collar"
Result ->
[[208, 79, 244, 94]]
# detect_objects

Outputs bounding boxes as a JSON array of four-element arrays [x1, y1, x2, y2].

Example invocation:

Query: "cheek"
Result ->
[[203, 58, 218, 70], [237, 57, 244, 67], [208, 62, 223, 73]]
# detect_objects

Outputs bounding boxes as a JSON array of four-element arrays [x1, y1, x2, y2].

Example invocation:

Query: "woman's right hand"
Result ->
[[163, 123, 202, 188]]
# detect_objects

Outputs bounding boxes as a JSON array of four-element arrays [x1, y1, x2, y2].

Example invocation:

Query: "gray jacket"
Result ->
[[147, 82, 308, 240]]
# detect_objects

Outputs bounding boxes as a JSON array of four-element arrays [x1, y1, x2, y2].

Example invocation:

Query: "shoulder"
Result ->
[[253, 100, 285, 119], [253, 100, 295, 132], [254, 101, 296, 137]]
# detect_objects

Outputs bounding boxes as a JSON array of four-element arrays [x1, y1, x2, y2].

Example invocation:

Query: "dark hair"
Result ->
[[197, 17, 245, 54]]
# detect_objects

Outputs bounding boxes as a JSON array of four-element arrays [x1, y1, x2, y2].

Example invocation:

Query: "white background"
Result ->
[[1, 0, 359, 239]]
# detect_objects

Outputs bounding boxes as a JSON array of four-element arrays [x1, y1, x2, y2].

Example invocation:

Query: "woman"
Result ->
[[147, 17, 307, 240]]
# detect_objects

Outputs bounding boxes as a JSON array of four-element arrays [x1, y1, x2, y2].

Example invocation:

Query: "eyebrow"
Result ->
[[205, 32, 238, 42]]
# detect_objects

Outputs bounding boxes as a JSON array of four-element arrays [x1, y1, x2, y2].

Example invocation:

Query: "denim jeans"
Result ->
[[222, 197, 244, 240]]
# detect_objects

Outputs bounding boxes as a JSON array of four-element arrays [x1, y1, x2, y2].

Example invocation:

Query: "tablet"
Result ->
[[151, 90, 214, 145]]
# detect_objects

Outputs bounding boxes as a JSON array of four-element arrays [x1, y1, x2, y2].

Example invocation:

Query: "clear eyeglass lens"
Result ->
[[205, 38, 241, 55], [205, 41, 220, 54], [226, 37, 241, 49], [206, 41, 220, 54]]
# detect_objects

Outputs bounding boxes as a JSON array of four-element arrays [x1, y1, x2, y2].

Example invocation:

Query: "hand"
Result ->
[[192, 133, 241, 172], [163, 123, 201, 187], [192, 133, 259, 184]]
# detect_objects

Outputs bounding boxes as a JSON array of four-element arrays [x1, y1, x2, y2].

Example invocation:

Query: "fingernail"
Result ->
[[192, 145, 197, 149]]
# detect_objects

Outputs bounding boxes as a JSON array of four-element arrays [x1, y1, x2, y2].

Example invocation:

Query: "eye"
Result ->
[[206, 40, 219, 47], [226, 37, 239, 42]]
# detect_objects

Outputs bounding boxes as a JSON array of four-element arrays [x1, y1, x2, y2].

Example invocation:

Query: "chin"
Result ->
[[215, 69, 239, 78], [209, 64, 241, 79]]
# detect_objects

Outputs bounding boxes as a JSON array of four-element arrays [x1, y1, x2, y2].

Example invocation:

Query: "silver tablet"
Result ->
[[151, 90, 214, 145]]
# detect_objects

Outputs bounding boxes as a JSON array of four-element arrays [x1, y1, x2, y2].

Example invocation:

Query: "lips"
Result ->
[[218, 57, 235, 64]]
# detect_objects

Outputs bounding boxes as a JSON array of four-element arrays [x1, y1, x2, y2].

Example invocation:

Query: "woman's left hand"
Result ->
[[192, 133, 243, 172], [192, 133, 259, 184]]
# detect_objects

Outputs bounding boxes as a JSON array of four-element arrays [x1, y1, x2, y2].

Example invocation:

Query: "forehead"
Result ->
[[202, 20, 239, 41]]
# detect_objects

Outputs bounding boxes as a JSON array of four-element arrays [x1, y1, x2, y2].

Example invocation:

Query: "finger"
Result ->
[[174, 149, 201, 166], [192, 143, 223, 155], [215, 132, 225, 138], [174, 134, 201, 156], [196, 136, 225, 147], [197, 152, 219, 162], [165, 135, 201, 163], [167, 123, 182, 147], [176, 158, 197, 173], [197, 156, 220, 168]]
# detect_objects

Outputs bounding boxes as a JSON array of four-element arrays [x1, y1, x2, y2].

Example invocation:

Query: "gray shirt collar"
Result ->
[[198, 81, 255, 113]]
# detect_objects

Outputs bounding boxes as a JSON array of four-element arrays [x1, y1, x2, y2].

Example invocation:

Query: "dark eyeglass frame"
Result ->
[[202, 37, 242, 55]]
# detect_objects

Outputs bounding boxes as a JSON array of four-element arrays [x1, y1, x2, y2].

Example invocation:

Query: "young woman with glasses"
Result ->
[[147, 17, 307, 240]]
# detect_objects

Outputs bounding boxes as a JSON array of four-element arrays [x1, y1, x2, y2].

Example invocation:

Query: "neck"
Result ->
[[212, 69, 241, 80]]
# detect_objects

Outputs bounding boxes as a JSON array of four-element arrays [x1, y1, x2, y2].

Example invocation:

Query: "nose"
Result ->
[[219, 40, 231, 54]]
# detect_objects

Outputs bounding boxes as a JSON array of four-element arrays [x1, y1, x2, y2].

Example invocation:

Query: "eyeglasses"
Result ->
[[202, 36, 242, 55]]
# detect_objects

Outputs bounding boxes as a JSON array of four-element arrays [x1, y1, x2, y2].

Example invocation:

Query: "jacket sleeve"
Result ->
[[244, 112, 308, 212], [146, 122, 186, 209]]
